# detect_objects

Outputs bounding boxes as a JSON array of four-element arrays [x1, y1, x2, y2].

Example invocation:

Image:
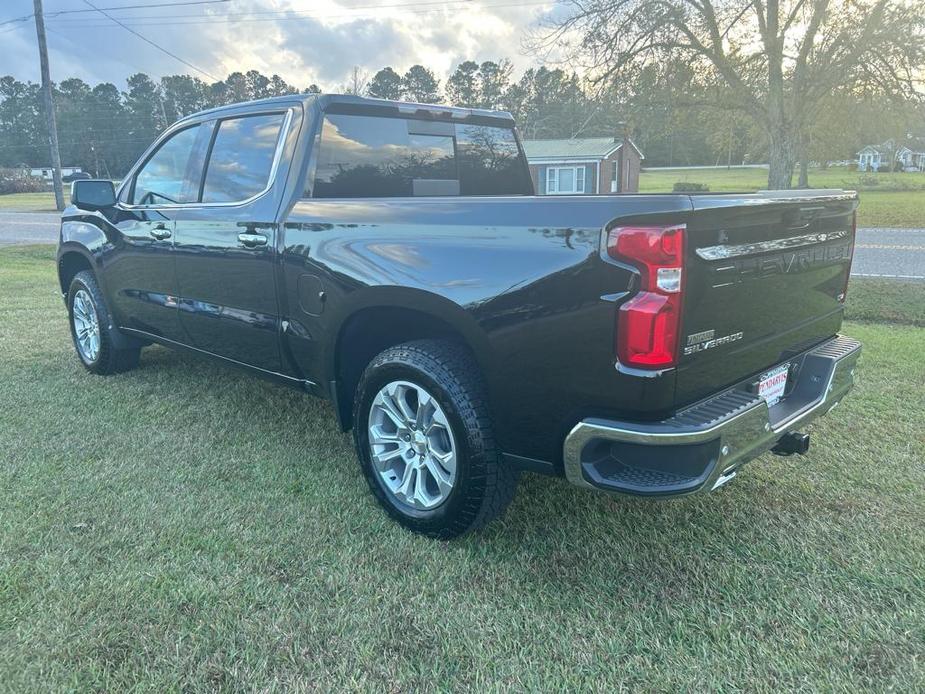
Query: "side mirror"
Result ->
[[71, 179, 116, 211]]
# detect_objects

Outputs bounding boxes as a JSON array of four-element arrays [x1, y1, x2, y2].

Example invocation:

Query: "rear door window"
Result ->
[[201, 113, 286, 203], [311, 113, 531, 198]]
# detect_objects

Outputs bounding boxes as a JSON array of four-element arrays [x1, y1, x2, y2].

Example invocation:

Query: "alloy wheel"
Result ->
[[367, 380, 457, 510], [72, 289, 101, 363]]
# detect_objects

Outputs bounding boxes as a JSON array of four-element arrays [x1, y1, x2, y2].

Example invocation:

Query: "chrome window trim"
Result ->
[[116, 108, 294, 211]]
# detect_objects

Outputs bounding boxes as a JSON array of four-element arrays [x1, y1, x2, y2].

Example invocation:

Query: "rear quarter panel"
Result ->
[[281, 195, 692, 465]]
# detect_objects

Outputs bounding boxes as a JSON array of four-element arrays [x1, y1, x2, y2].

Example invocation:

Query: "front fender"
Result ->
[[57, 211, 144, 350]]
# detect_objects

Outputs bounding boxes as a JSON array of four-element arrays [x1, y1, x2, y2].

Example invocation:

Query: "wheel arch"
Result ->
[[57, 245, 95, 300], [58, 242, 146, 351], [327, 290, 495, 432]]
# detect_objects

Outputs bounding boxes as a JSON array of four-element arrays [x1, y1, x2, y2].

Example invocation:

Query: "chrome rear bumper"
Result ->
[[563, 335, 861, 497]]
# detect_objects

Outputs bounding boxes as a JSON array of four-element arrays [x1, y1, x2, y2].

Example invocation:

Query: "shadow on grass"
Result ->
[[130, 342, 840, 592]]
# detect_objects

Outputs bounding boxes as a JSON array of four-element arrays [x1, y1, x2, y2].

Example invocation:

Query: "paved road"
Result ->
[[1, 211, 923, 279], [0, 212, 61, 246], [850, 227, 925, 280]]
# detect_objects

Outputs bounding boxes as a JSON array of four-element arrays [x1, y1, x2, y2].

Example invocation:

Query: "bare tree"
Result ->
[[534, 0, 925, 188], [342, 66, 369, 96]]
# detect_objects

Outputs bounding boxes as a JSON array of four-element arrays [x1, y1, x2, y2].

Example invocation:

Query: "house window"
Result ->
[[546, 166, 585, 194]]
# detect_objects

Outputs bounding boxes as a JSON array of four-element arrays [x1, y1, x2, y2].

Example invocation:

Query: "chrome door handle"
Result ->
[[149, 224, 171, 240], [238, 232, 268, 248]]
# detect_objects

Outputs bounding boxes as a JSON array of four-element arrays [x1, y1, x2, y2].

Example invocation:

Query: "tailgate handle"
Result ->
[[784, 206, 826, 229]]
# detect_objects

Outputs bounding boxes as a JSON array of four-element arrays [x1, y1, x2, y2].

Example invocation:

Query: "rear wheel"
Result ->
[[353, 339, 518, 538], [67, 270, 140, 374]]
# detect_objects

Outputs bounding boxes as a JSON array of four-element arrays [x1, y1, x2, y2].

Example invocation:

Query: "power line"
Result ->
[[45, 24, 165, 82], [80, 0, 220, 81], [47, 0, 228, 17], [48, 0, 476, 23], [47, 0, 551, 29], [0, 14, 33, 28], [1, 0, 228, 26]]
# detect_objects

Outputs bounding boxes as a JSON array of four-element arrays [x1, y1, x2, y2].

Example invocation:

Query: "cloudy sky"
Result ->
[[0, 0, 565, 90]]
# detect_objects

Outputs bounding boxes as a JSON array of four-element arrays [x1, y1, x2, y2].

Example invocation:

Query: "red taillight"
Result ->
[[607, 225, 685, 368]]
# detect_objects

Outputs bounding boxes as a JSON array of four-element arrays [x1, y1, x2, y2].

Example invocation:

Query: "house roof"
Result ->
[[857, 144, 893, 156], [522, 137, 644, 160], [858, 142, 925, 156]]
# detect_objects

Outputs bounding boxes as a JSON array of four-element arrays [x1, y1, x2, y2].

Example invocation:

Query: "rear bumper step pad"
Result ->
[[562, 335, 861, 497]]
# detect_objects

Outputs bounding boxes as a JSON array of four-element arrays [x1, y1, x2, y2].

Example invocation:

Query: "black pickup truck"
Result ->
[[58, 94, 861, 538]]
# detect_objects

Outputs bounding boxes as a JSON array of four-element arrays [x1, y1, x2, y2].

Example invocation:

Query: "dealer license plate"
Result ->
[[758, 363, 790, 407]]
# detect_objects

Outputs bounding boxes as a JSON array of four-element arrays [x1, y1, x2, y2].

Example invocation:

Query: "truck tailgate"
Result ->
[[675, 191, 857, 407]]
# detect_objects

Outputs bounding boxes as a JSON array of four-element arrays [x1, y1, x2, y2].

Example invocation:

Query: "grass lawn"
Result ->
[[0, 191, 60, 212], [2, 169, 923, 227], [1, 245, 924, 690], [639, 167, 925, 228], [2, 168, 925, 228]]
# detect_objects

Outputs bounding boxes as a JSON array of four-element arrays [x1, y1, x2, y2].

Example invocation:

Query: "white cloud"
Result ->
[[0, 0, 561, 90]]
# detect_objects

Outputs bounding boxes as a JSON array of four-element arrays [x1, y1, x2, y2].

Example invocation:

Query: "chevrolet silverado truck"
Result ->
[[58, 94, 861, 538]]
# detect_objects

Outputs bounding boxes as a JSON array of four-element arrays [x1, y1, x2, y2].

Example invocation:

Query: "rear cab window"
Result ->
[[310, 112, 532, 198]]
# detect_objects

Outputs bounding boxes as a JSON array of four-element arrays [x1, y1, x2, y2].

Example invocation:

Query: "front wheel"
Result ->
[[353, 340, 518, 538], [67, 270, 140, 374]]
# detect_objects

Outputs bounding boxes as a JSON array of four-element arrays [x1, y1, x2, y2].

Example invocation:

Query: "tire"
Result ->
[[352, 339, 519, 539], [67, 270, 141, 374]]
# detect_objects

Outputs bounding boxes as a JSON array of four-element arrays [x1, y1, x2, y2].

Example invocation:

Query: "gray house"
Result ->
[[522, 137, 644, 194]]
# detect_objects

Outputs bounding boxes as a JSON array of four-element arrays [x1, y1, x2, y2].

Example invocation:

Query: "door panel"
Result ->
[[174, 216, 282, 371], [171, 110, 291, 373], [105, 210, 181, 340], [105, 121, 212, 341]]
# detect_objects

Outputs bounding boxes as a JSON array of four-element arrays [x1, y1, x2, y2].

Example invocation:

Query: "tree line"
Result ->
[[541, 0, 925, 188], [0, 70, 321, 179], [1, 57, 921, 184]]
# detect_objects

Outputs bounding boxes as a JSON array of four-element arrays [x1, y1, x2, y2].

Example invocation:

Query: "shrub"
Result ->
[[0, 169, 48, 195], [672, 181, 710, 192]]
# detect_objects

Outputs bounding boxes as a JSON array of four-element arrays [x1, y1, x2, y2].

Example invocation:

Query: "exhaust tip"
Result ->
[[772, 431, 810, 457]]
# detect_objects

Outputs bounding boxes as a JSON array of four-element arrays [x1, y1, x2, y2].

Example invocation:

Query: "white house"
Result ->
[[857, 140, 925, 172], [29, 166, 82, 180], [895, 146, 925, 172]]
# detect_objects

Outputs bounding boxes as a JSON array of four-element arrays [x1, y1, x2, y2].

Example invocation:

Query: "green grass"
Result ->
[[0, 191, 59, 212], [2, 168, 924, 227], [2, 245, 924, 691], [845, 278, 925, 326], [639, 167, 925, 228]]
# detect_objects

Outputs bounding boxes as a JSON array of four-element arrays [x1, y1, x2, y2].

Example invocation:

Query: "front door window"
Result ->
[[131, 124, 206, 205]]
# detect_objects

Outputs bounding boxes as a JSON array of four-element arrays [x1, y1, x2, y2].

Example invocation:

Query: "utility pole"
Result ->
[[33, 0, 64, 211]]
